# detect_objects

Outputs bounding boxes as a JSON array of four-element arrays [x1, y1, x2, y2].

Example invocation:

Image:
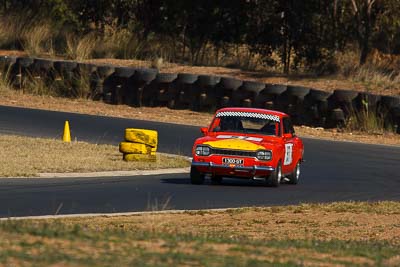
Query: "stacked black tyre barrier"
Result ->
[[192, 75, 221, 111], [216, 77, 243, 108], [91, 65, 115, 101], [0, 55, 399, 134], [104, 66, 136, 105], [130, 68, 158, 107], [174, 73, 199, 109], [304, 89, 332, 127], [283, 85, 310, 125], [0, 55, 17, 81], [53, 60, 79, 97], [12, 57, 34, 88], [233, 81, 265, 108], [147, 72, 178, 107], [257, 84, 287, 111]]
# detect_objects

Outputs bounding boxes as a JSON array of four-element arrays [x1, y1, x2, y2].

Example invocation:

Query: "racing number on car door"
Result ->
[[284, 143, 293, 165], [283, 117, 295, 166]]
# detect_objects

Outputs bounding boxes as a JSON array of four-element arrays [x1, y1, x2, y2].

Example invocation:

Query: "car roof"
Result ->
[[215, 107, 288, 118]]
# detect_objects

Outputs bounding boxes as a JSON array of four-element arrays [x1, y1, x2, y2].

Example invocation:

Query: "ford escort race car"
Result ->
[[190, 107, 304, 186]]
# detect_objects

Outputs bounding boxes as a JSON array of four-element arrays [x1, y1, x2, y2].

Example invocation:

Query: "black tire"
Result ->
[[268, 162, 282, 187], [390, 106, 400, 118], [287, 161, 300, 185], [114, 67, 136, 78], [333, 89, 359, 102], [134, 68, 158, 84], [211, 175, 223, 184], [155, 73, 178, 83], [309, 89, 332, 102], [177, 73, 198, 84], [190, 166, 205, 185], [264, 84, 287, 95], [331, 108, 345, 120], [196, 75, 220, 87], [167, 99, 175, 109], [96, 65, 115, 78], [219, 77, 242, 90], [16, 57, 34, 68], [54, 61, 78, 73], [329, 108, 345, 128], [355, 92, 381, 111], [286, 85, 310, 99], [241, 81, 265, 93], [379, 96, 400, 110], [0, 55, 17, 66], [77, 63, 97, 74], [33, 58, 54, 71]]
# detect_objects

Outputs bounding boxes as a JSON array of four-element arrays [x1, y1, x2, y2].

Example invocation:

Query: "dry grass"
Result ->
[[21, 22, 55, 57], [65, 33, 98, 60], [333, 49, 400, 95], [1, 201, 400, 266], [61, 201, 400, 244], [0, 134, 189, 177], [0, 16, 22, 48]]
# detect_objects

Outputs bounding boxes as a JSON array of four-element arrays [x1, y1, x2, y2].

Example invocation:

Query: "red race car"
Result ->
[[190, 107, 304, 186]]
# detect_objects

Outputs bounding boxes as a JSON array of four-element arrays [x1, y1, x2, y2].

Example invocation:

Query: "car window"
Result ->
[[283, 117, 295, 135], [210, 115, 280, 136]]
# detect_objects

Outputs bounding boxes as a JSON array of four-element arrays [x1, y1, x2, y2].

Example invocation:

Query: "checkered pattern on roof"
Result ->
[[216, 111, 280, 122]]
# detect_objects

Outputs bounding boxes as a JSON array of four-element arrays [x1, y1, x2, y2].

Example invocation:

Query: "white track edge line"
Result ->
[[0, 208, 233, 221]]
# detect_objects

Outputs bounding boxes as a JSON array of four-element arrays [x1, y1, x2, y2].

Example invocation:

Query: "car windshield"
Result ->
[[210, 113, 280, 136]]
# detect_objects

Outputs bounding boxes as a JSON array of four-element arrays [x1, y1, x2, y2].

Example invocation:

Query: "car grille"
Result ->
[[210, 148, 256, 158]]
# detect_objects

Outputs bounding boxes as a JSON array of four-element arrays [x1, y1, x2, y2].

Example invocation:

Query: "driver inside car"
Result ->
[[219, 117, 243, 131]]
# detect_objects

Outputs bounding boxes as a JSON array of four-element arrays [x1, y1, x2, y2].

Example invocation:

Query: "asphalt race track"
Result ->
[[0, 105, 400, 217]]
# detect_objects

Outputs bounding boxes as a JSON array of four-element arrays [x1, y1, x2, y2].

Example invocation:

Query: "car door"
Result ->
[[282, 117, 298, 174]]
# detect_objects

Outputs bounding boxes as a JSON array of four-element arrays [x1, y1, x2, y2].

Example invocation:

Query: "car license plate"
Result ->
[[222, 158, 244, 165]]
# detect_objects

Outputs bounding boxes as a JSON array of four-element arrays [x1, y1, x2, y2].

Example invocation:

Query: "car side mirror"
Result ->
[[283, 133, 293, 139], [200, 127, 208, 136]]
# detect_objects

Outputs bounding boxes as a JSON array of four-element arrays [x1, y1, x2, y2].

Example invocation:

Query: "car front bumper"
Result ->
[[191, 161, 275, 177]]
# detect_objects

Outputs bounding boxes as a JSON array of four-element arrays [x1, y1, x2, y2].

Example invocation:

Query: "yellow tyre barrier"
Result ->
[[125, 128, 158, 148], [123, 153, 157, 162], [119, 142, 152, 154]]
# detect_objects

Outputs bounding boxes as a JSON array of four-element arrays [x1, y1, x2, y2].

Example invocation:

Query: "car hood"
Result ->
[[200, 134, 279, 151]]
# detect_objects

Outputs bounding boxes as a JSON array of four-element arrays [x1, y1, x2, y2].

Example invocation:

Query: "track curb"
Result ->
[[38, 167, 190, 178], [0, 208, 231, 221]]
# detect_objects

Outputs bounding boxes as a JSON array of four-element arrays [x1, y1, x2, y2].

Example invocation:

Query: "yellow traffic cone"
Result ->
[[62, 120, 71, 142]]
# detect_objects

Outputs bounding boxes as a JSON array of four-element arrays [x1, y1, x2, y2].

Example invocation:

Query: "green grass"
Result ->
[[0, 218, 398, 266]]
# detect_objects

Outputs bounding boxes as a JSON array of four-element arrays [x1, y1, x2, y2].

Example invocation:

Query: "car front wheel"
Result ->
[[190, 166, 205, 185], [268, 162, 282, 187]]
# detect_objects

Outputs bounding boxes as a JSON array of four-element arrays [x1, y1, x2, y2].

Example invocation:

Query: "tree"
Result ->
[[349, 0, 383, 65]]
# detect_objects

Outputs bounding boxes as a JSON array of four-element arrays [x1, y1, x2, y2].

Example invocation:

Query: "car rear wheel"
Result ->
[[287, 161, 300, 185], [268, 162, 282, 187], [190, 166, 205, 185]]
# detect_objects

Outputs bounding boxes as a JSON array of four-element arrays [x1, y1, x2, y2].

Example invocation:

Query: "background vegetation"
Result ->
[[1, 0, 400, 76]]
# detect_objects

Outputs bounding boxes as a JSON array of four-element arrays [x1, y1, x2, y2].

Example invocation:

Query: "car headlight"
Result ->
[[256, 150, 272, 161], [195, 145, 211, 156]]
